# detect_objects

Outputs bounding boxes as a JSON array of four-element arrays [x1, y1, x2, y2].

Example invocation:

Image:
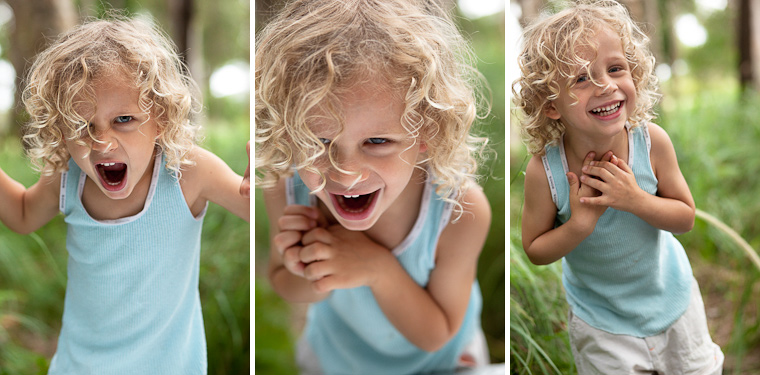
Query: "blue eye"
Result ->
[[576, 75, 589, 83], [318, 138, 331, 145], [115, 116, 132, 123], [367, 138, 388, 145]]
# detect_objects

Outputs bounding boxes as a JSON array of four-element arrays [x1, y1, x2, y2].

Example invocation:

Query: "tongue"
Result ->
[[101, 164, 127, 184], [342, 194, 371, 210]]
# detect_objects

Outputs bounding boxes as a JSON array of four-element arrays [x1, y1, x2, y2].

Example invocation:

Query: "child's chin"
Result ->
[[332, 213, 377, 231]]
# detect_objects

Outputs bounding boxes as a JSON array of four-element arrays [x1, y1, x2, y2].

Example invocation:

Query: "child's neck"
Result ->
[[563, 127, 629, 174]]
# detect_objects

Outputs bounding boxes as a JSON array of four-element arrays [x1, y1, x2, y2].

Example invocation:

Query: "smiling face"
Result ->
[[64, 73, 160, 200], [296, 82, 426, 231], [545, 26, 637, 140]]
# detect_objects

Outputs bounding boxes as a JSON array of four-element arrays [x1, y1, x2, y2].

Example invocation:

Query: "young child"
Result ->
[[256, 0, 492, 373], [514, 0, 723, 373], [0, 17, 249, 374]]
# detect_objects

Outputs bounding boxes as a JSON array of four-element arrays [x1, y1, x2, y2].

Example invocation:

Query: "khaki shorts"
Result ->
[[569, 278, 724, 375]]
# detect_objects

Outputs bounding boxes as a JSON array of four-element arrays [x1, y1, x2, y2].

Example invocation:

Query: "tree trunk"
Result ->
[[169, 0, 193, 67], [5, 0, 78, 135], [738, 0, 760, 93]]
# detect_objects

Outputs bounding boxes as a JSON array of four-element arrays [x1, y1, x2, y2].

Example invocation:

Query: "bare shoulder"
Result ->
[[644, 122, 680, 173], [645, 122, 678, 155], [179, 145, 249, 220], [437, 184, 491, 261], [523, 154, 551, 198]]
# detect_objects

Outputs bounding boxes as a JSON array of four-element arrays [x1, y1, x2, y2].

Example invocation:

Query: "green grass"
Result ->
[[510, 79, 760, 373], [0, 116, 250, 374]]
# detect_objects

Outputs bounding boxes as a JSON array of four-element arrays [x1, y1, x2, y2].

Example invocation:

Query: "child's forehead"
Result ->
[[307, 82, 407, 134], [559, 26, 622, 68]]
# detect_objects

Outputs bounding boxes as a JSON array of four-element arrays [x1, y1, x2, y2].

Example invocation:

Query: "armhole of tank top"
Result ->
[[642, 122, 652, 154], [59, 170, 68, 213], [541, 154, 559, 206]]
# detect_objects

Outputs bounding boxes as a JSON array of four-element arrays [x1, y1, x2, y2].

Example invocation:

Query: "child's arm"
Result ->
[[579, 124, 695, 234], [0, 168, 61, 234], [263, 181, 330, 303], [182, 146, 250, 222], [298, 186, 491, 352], [521, 152, 607, 265]]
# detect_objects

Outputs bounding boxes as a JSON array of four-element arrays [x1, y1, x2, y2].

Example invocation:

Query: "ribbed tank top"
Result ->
[[288, 171, 483, 374], [542, 123, 693, 337], [48, 153, 208, 375]]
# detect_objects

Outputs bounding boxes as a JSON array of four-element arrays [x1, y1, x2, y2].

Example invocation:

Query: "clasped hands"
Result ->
[[272, 205, 391, 293], [567, 151, 643, 230]]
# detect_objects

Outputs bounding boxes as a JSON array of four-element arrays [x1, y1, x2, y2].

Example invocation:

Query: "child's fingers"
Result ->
[[310, 275, 337, 294], [302, 226, 332, 246], [580, 174, 607, 192], [600, 151, 613, 163], [300, 241, 333, 264], [582, 162, 617, 181], [582, 152, 597, 169], [272, 230, 303, 255], [579, 195, 608, 206], [277, 214, 317, 232], [282, 204, 320, 219], [614, 155, 632, 172], [282, 247, 306, 277], [566, 172, 580, 192], [302, 256, 334, 282], [240, 141, 251, 197]]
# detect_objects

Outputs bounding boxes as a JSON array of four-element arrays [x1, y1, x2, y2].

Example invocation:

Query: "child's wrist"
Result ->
[[565, 215, 596, 238]]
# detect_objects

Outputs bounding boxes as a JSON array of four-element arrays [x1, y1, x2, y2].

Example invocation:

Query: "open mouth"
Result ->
[[95, 162, 128, 191], [330, 190, 379, 220], [590, 101, 623, 118]]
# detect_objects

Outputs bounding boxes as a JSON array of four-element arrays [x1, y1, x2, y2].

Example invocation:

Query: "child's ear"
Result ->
[[545, 102, 561, 120], [419, 139, 428, 153]]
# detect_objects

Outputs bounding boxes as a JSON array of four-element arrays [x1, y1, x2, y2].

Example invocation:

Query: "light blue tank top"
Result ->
[[287, 171, 483, 375], [542, 123, 693, 337], [49, 153, 208, 375]]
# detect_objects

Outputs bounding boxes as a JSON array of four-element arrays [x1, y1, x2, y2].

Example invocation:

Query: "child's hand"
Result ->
[[240, 141, 251, 198], [566, 152, 608, 233], [298, 225, 394, 293], [272, 205, 322, 277], [580, 153, 643, 213]]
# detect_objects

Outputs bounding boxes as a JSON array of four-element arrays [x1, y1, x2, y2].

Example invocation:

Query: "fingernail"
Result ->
[[580, 175, 586, 181]]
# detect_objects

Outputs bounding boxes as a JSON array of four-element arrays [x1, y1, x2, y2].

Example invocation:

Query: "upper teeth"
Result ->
[[101, 163, 116, 167], [592, 102, 621, 113], [343, 195, 360, 199]]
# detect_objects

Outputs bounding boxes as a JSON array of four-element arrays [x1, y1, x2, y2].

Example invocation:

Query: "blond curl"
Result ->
[[255, 0, 490, 217], [22, 13, 201, 177], [513, 0, 659, 155]]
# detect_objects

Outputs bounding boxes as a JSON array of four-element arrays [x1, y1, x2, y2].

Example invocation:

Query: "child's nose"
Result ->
[[90, 130, 118, 153], [326, 163, 369, 188], [596, 77, 618, 96]]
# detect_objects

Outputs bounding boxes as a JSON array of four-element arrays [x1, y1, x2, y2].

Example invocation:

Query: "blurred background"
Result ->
[[510, 0, 760, 373], [0, 0, 250, 374], [254, 0, 506, 373]]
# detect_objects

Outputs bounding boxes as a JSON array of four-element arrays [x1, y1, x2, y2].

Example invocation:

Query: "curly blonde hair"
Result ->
[[22, 14, 201, 176], [513, 0, 659, 155], [255, 0, 489, 213]]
